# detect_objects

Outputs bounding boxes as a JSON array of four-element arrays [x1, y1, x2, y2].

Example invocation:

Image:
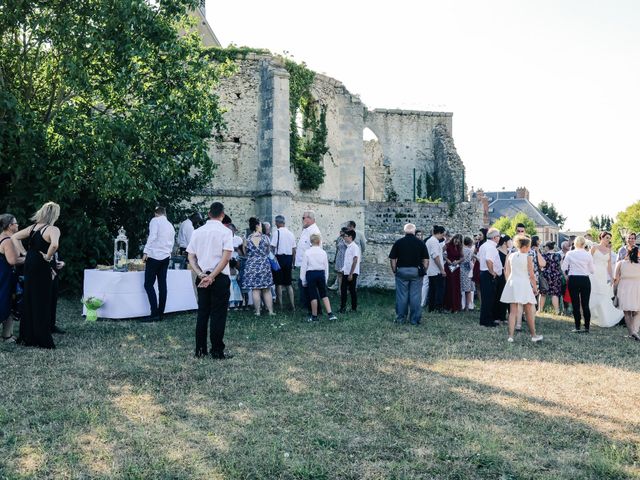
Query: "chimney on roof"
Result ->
[[473, 189, 490, 226], [516, 187, 529, 200]]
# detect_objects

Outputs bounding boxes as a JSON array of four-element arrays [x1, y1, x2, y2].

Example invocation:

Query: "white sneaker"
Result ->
[[507, 337, 514, 343], [328, 284, 339, 291], [531, 335, 543, 343]]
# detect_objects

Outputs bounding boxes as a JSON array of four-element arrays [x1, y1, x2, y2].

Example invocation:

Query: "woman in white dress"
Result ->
[[501, 235, 543, 343], [589, 231, 623, 327], [613, 246, 640, 341]]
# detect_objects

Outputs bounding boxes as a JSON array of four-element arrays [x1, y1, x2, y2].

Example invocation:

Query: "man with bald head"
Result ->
[[389, 223, 429, 325]]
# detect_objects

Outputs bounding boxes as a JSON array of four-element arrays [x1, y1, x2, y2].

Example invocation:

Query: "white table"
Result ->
[[82, 269, 197, 319]]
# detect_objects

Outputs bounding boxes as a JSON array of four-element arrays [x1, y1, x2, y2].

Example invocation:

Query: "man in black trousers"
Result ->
[[142, 206, 175, 322], [187, 202, 234, 359], [478, 228, 503, 327]]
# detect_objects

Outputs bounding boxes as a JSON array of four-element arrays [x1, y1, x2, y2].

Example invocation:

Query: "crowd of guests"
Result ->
[[388, 222, 640, 343], [182, 203, 363, 358], [2, 200, 639, 359]]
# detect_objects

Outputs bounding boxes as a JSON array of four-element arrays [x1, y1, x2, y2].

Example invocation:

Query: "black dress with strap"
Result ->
[[18, 226, 55, 349], [0, 237, 16, 322]]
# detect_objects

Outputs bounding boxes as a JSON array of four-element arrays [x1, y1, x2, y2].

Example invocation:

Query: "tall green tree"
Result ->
[[588, 214, 615, 241], [611, 201, 640, 250], [538, 200, 566, 229], [492, 213, 537, 238], [0, 0, 229, 289], [589, 215, 614, 231]]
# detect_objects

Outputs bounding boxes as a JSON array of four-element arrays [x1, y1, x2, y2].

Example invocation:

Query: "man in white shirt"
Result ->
[[346, 220, 366, 256], [187, 202, 234, 359], [270, 215, 296, 309], [478, 228, 503, 327], [617, 232, 637, 262], [426, 225, 447, 313], [339, 230, 361, 313], [142, 206, 176, 322], [177, 212, 203, 254], [296, 210, 321, 313]]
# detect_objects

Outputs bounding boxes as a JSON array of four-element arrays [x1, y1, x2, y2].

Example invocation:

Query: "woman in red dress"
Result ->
[[444, 234, 464, 312]]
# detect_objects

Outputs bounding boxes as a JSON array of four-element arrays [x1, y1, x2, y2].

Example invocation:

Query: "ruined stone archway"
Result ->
[[363, 127, 390, 202]]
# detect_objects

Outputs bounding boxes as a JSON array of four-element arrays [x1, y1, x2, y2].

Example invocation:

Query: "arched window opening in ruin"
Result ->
[[363, 127, 379, 142]]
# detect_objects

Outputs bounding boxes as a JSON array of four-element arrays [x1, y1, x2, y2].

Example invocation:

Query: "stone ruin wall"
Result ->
[[364, 110, 460, 203], [360, 201, 484, 288], [205, 54, 367, 229], [201, 52, 482, 287]]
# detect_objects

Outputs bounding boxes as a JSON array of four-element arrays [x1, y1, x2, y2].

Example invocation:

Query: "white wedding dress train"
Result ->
[[589, 249, 623, 327]]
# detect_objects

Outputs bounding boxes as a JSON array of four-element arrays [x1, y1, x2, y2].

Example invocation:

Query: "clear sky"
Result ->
[[206, 0, 640, 231]]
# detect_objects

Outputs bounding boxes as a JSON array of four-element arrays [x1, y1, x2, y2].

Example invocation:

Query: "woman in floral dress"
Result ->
[[460, 237, 476, 311], [539, 242, 562, 314], [242, 217, 274, 316]]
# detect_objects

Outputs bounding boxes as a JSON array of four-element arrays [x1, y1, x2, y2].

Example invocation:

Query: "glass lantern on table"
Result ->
[[113, 227, 129, 272]]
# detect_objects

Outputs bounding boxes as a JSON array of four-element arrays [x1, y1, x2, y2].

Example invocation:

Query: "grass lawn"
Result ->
[[2, 288, 640, 479]]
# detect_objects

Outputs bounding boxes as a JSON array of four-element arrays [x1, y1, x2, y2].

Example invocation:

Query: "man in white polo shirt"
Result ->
[[142, 206, 175, 322], [478, 228, 503, 327], [187, 202, 234, 359], [295, 210, 321, 313], [426, 225, 447, 313], [339, 229, 360, 313], [271, 214, 296, 309]]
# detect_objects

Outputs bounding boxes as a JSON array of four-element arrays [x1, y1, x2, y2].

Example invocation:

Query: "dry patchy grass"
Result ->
[[1, 290, 640, 479]]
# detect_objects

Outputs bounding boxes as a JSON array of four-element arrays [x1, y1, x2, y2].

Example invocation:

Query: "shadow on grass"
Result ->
[[1, 290, 640, 479]]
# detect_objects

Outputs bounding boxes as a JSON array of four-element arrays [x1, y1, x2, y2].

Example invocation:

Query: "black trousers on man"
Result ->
[[195, 274, 230, 356], [568, 275, 591, 330], [144, 257, 170, 320], [428, 274, 445, 312], [340, 273, 358, 311], [479, 271, 497, 326]]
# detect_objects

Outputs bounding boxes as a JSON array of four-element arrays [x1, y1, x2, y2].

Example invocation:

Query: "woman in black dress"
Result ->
[[0, 214, 24, 342], [12, 202, 61, 349], [493, 234, 512, 323]]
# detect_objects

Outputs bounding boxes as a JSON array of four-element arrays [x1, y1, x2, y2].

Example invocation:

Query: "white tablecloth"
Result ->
[[82, 269, 197, 319]]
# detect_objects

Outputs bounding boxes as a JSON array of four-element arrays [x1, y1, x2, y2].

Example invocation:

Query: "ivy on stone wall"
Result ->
[[204, 48, 329, 190], [202, 45, 270, 63], [284, 59, 329, 191]]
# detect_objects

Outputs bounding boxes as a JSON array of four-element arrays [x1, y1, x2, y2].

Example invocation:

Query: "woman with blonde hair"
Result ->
[[562, 235, 595, 333], [501, 235, 543, 343], [11, 202, 61, 348]]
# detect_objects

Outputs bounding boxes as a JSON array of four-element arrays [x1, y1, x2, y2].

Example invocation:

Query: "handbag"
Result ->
[[268, 252, 281, 271], [539, 274, 549, 292]]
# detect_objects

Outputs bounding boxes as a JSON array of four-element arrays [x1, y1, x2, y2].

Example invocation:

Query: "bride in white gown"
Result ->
[[590, 232, 624, 327]]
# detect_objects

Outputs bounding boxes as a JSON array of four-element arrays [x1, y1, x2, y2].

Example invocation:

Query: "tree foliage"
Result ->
[[538, 200, 566, 229], [588, 214, 615, 243], [0, 0, 228, 289], [611, 201, 640, 251], [589, 214, 614, 231], [492, 213, 537, 238]]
